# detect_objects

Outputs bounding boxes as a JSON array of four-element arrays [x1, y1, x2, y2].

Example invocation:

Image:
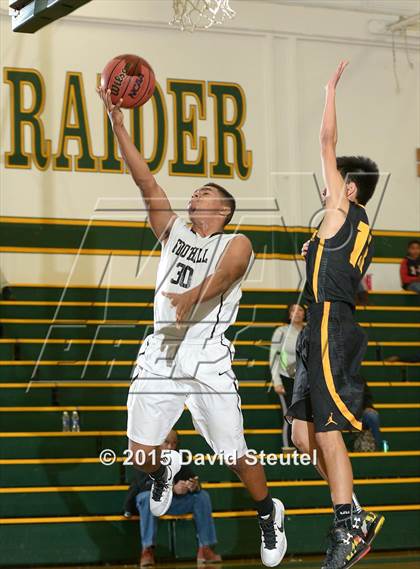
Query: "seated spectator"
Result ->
[[400, 239, 420, 294], [124, 429, 221, 567], [269, 303, 306, 449], [361, 381, 386, 451]]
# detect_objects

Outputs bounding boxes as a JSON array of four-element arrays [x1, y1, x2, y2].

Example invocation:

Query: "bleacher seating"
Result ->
[[1, 286, 419, 566]]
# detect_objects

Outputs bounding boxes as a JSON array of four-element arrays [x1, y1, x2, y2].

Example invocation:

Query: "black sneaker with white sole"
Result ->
[[149, 450, 181, 517], [321, 524, 370, 569], [259, 498, 287, 567], [352, 510, 385, 546]]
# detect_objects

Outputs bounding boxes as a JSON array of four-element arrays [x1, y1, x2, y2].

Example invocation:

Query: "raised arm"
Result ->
[[97, 87, 176, 242], [320, 61, 349, 209]]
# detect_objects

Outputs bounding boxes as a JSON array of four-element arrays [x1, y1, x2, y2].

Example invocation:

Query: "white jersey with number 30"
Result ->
[[153, 216, 253, 342]]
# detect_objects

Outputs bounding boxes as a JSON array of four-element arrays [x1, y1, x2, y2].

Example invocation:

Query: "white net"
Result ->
[[386, 13, 420, 93], [170, 0, 236, 32]]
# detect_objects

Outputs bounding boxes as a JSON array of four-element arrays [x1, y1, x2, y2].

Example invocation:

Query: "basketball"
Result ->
[[100, 54, 155, 108]]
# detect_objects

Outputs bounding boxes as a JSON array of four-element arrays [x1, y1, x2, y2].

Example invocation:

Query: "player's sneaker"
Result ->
[[321, 525, 370, 569], [258, 498, 287, 567], [352, 510, 385, 546], [149, 450, 181, 517]]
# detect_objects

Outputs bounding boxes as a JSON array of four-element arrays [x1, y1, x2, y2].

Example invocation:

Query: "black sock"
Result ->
[[255, 494, 274, 518], [334, 503, 353, 526], [149, 463, 167, 481]]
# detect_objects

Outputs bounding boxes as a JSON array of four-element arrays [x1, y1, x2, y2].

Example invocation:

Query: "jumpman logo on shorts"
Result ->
[[325, 412, 338, 427]]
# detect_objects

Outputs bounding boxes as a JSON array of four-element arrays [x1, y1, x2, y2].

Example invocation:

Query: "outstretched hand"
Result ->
[[162, 290, 197, 329], [96, 86, 124, 129], [326, 60, 349, 91]]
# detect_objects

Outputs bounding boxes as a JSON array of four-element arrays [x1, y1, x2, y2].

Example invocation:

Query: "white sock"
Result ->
[[352, 492, 363, 514]]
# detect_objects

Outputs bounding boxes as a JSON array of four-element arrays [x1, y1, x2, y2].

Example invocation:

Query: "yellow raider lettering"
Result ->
[[167, 79, 207, 177], [209, 81, 252, 180], [3, 69, 252, 179], [53, 72, 97, 171], [130, 82, 168, 175], [4, 67, 51, 170]]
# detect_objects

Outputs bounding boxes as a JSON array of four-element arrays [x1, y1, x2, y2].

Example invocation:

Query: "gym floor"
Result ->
[[33, 551, 420, 569]]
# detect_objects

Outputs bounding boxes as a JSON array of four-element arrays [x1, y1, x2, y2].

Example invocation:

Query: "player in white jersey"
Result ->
[[98, 87, 286, 567]]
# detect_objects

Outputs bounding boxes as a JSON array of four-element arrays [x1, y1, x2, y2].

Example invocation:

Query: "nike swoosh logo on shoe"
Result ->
[[276, 508, 285, 532]]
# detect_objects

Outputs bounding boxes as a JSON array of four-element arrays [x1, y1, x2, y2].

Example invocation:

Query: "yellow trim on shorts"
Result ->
[[321, 302, 362, 431], [313, 238, 324, 302]]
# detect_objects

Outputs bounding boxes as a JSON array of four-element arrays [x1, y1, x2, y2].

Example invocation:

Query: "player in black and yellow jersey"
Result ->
[[286, 61, 384, 569]]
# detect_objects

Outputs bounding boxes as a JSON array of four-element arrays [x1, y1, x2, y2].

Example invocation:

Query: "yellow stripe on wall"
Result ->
[[0, 248, 404, 264], [1, 477, 419, 494], [1, 504, 419, 524], [1, 381, 419, 390], [1, 450, 419, 466], [2, 216, 419, 238], [2, 427, 419, 438]]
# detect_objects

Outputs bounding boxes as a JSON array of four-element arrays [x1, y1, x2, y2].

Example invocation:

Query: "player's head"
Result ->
[[407, 239, 420, 259], [161, 429, 178, 451], [287, 303, 306, 324], [336, 156, 379, 206], [188, 183, 236, 228]]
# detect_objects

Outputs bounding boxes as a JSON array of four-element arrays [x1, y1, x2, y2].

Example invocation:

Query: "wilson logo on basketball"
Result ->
[[128, 75, 144, 99], [110, 63, 131, 96]]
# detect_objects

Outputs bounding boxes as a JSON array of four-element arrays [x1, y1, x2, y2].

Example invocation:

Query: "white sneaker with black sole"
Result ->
[[149, 449, 181, 517], [259, 498, 287, 567]]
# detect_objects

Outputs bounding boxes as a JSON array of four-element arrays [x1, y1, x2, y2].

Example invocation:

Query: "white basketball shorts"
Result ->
[[127, 333, 248, 458]]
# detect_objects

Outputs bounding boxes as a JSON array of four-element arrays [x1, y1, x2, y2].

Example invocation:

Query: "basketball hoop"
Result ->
[[386, 13, 420, 93], [170, 0, 236, 32]]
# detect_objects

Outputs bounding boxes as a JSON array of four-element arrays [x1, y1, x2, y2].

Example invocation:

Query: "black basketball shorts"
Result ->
[[286, 301, 367, 433]]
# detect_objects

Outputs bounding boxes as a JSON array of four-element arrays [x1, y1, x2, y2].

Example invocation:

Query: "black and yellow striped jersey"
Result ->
[[304, 202, 373, 307]]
